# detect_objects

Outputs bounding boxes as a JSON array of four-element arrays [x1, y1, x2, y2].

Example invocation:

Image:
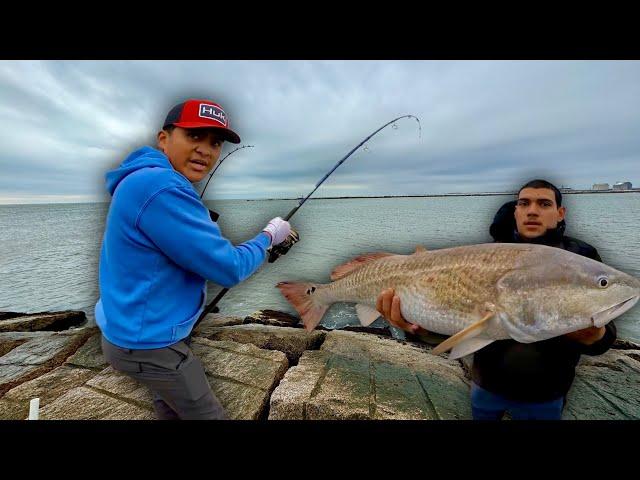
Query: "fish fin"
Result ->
[[330, 252, 396, 281], [276, 282, 329, 331], [355, 304, 381, 326], [414, 245, 428, 254], [431, 312, 494, 356], [448, 337, 495, 360]]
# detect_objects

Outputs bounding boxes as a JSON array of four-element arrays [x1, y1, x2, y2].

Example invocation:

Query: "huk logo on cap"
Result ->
[[199, 103, 228, 127]]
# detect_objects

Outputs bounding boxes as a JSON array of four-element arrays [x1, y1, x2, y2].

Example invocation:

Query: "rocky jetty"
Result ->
[[1, 310, 639, 420]]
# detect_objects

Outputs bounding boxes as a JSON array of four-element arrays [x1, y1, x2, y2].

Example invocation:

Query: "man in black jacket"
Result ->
[[376, 179, 616, 420]]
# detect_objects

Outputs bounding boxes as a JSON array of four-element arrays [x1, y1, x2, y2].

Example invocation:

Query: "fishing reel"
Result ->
[[268, 228, 300, 263]]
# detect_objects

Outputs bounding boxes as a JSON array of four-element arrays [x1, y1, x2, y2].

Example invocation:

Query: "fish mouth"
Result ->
[[592, 296, 639, 327]]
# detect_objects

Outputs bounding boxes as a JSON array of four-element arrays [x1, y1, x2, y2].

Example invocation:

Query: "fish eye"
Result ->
[[597, 276, 609, 288]]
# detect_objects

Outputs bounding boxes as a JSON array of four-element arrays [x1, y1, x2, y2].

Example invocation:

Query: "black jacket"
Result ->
[[471, 200, 617, 403]]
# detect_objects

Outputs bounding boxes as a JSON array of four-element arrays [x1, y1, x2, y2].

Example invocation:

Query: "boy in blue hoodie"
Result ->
[[96, 99, 294, 419]]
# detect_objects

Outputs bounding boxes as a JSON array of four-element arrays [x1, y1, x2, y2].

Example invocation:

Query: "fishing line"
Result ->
[[199, 145, 255, 199], [195, 115, 422, 325]]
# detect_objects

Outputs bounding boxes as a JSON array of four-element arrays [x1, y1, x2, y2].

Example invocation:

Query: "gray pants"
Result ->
[[101, 335, 228, 420]]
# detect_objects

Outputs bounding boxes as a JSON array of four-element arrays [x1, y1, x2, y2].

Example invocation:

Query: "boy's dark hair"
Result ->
[[163, 125, 176, 133], [518, 179, 562, 207]]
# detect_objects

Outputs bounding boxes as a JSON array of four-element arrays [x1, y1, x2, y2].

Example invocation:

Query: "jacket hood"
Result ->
[[105, 146, 172, 196]]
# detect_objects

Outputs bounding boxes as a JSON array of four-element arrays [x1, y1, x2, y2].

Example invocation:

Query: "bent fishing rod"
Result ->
[[196, 144, 254, 313], [200, 144, 255, 200], [195, 114, 422, 325]]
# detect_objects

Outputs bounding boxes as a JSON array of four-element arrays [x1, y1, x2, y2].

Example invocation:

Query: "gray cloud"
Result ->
[[1, 60, 639, 203]]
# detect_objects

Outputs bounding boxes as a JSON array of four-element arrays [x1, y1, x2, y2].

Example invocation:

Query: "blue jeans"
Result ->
[[471, 382, 564, 420]]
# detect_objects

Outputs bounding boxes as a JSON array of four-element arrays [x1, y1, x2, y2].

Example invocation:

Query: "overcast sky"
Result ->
[[1, 60, 638, 203]]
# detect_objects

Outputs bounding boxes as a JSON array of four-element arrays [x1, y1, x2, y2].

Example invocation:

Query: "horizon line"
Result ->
[[1, 188, 639, 206]]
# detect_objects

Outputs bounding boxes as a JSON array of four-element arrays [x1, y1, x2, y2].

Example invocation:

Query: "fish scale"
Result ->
[[327, 246, 517, 318]]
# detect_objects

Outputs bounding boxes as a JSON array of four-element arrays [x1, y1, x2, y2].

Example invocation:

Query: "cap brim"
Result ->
[[171, 122, 241, 144]]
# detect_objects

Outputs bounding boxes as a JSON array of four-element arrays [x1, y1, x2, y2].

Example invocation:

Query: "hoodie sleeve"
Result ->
[[136, 186, 271, 288]]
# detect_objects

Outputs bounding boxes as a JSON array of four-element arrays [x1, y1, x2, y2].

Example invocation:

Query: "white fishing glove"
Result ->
[[262, 217, 291, 247]]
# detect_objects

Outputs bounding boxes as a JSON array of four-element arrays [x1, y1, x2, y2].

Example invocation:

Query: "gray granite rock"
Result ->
[[34, 337, 289, 420], [0, 366, 97, 419], [39, 386, 156, 420], [65, 333, 108, 370], [269, 330, 471, 420], [5, 306, 640, 421], [0, 330, 93, 396], [563, 348, 640, 419], [197, 324, 326, 364], [0, 310, 86, 332], [191, 313, 244, 337]]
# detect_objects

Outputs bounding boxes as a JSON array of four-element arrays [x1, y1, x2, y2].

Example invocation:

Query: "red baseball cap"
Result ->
[[162, 99, 241, 144]]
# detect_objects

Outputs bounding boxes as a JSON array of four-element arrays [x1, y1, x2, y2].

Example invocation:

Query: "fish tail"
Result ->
[[276, 281, 330, 331]]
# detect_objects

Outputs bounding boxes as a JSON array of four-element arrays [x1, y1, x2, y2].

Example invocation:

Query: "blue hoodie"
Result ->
[[95, 146, 271, 349]]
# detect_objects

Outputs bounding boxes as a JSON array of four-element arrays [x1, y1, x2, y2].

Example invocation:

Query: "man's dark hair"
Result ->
[[163, 125, 176, 133], [518, 179, 562, 207]]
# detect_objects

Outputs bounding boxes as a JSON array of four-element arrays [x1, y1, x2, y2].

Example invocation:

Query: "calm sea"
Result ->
[[1, 194, 639, 342]]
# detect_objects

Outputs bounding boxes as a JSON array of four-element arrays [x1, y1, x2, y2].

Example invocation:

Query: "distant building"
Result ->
[[613, 181, 632, 190], [593, 183, 610, 190]]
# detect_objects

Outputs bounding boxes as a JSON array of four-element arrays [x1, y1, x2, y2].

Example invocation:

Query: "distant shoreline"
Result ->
[[1, 189, 638, 206], [246, 189, 640, 201]]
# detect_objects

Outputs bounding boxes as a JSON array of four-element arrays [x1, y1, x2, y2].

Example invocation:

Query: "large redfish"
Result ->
[[277, 243, 640, 359]]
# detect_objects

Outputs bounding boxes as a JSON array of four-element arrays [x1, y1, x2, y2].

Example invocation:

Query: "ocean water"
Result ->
[[1, 193, 639, 342]]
